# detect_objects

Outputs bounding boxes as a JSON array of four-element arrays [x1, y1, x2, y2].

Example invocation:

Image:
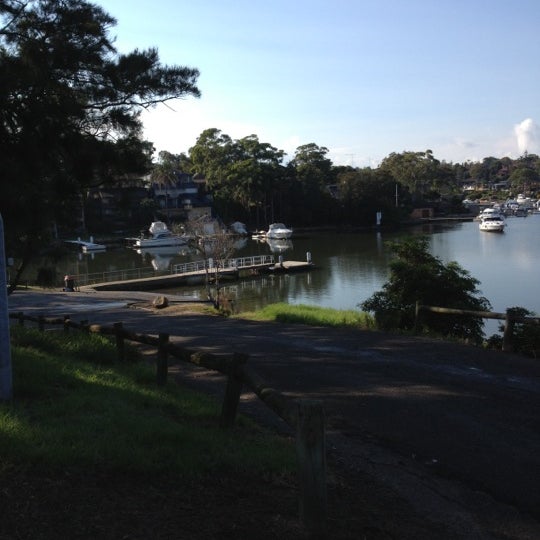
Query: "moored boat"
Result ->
[[479, 214, 506, 232], [128, 221, 189, 248], [266, 223, 293, 239]]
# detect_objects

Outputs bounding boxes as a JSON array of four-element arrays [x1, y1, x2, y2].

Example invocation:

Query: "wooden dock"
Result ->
[[87, 255, 315, 291]]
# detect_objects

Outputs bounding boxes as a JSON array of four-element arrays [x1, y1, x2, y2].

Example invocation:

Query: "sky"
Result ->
[[97, 0, 540, 167]]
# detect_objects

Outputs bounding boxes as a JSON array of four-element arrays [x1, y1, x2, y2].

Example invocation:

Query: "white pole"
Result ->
[[0, 213, 13, 401]]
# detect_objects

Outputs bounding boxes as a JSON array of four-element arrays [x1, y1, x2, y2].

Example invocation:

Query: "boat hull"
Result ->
[[479, 222, 505, 232], [134, 237, 188, 248]]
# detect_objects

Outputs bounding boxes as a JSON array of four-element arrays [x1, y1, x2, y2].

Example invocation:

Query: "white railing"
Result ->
[[72, 267, 159, 287], [73, 254, 277, 286], [172, 255, 274, 275]]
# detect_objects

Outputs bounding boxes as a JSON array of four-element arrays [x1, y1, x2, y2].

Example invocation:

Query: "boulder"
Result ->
[[152, 295, 169, 309]]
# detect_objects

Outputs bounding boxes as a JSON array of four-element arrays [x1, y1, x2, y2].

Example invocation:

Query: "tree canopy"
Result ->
[[0, 0, 200, 291], [189, 129, 286, 225], [361, 236, 491, 344]]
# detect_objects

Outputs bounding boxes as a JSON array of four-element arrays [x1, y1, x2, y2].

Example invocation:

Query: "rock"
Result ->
[[152, 295, 169, 309]]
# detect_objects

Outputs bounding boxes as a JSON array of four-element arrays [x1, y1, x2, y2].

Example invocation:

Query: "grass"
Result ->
[[235, 302, 375, 329], [1, 326, 295, 477]]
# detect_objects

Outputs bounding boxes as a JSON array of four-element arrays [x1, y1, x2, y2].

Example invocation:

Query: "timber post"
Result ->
[[414, 300, 421, 334], [156, 333, 169, 386], [296, 399, 327, 537], [503, 309, 515, 352], [220, 352, 248, 428], [63, 315, 70, 333], [113, 322, 125, 362]]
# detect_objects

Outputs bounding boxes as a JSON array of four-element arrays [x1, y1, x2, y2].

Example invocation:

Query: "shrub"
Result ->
[[360, 236, 491, 343]]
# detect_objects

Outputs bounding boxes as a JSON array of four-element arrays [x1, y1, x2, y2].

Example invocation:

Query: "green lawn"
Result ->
[[1, 326, 295, 477]]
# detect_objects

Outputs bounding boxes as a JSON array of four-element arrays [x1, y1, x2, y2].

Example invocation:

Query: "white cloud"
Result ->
[[514, 118, 539, 155]]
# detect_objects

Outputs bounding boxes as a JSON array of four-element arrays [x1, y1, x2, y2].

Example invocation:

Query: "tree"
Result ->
[[0, 0, 200, 292], [508, 166, 540, 193], [361, 236, 491, 343], [337, 167, 402, 226], [182, 217, 236, 310], [379, 150, 441, 199], [288, 143, 337, 225], [189, 130, 285, 225]]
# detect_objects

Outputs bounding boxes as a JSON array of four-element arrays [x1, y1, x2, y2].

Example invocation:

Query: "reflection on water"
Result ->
[[23, 215, 540, 332], [136, 246, 194, 271]]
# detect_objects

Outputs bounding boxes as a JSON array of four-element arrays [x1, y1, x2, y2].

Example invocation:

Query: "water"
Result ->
[[27, 213, 540, 335]]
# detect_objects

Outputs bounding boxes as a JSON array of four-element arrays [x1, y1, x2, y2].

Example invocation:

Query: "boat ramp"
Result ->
[[82, 254, 314, 291]]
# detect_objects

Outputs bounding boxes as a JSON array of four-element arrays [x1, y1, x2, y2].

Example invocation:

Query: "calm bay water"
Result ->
[[35, 213, 540, 335]]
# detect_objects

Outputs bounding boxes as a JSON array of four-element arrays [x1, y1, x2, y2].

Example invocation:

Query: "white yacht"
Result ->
[[479, 212, 506, 232], [129, 221, 189, 248], [265, 223, 293, 239]]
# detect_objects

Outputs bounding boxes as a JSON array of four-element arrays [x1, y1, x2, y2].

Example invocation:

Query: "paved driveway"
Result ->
[[8, 290, 540, 539]]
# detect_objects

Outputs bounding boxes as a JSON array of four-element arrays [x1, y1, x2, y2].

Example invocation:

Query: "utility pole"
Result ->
[[0, 213, 12, 401]]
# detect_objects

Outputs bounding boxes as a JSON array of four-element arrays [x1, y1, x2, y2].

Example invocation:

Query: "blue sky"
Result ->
[[97, 0, 540, 166]]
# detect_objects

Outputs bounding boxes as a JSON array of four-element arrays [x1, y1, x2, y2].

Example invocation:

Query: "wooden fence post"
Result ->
[[17, 312, 24, 326], [156, 333, 169, 386], [113, 322, 125, 362], [414, 300, 421, 334], [503, 309, 515, 352], [63, 315, 70, 333], [220, 352, 248, 428], [296, 399, 327, 537]]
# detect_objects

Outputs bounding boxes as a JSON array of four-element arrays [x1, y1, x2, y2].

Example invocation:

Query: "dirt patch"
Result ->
[[132, 300, 218, 316], [0, 464, 448, 540]]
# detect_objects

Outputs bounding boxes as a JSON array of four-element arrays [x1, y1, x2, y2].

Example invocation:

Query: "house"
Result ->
[[149, 172, 213, 221]]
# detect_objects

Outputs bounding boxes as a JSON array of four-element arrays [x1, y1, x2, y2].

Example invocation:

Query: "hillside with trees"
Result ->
[[2, 1, 540, 291]]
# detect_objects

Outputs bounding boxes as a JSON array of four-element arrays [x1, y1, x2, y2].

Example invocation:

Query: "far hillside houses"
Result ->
[[84, 171, 213, 233], [150, 172, 212, 222]]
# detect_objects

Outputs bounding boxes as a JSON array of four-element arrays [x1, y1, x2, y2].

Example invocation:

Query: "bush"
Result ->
[[360, 236, 491, 343], [495, 307, 540, 358]]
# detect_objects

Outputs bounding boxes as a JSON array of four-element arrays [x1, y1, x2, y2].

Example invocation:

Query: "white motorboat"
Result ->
[[479, 215, 506, 232], [130, 221, 189, 248], [65, 237, 106, 252], [266, 223, 293, 239], [477, 207, 501, 220]]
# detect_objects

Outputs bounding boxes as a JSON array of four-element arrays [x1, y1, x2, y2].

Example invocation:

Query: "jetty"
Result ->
[[78, 254, 315, 291]]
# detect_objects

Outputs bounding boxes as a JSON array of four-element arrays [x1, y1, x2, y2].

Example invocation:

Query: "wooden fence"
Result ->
[[415, 302, 540, 352], [9, 311, 327, 537]]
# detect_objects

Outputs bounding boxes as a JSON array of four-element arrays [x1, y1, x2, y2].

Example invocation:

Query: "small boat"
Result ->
[[479, 215, 506, 232], [65, 237, 106, 252], [129, 221, 189, 248], [265, 223, 293, 239]]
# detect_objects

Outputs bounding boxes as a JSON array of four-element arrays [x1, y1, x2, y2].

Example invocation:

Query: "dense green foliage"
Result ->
[[0, 0, 200, 290], [2, 326, 294, 474], [361, 237, 491, 343], [183, 130, 540, 231], [487, 307, 540, 358]]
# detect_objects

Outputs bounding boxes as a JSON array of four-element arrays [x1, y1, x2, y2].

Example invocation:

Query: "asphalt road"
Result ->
[[7, 289, 540, 539]]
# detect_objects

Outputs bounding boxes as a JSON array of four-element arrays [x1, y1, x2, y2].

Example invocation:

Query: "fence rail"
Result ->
[[9, 310, 326, 536], [71, 254, 276, 287], [415, 302, 540, 352], [172, 254, 274, 274], [73, 267, 162, 287]]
